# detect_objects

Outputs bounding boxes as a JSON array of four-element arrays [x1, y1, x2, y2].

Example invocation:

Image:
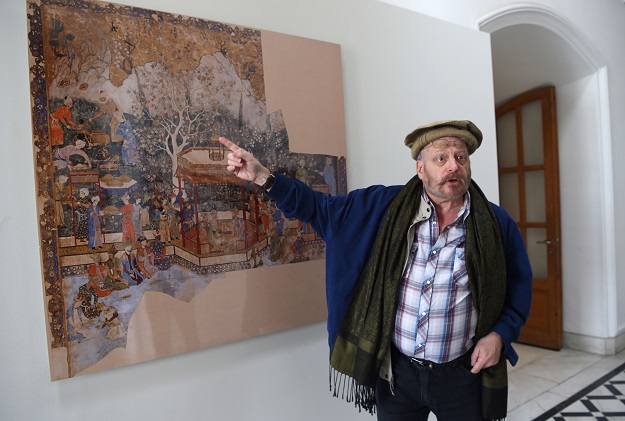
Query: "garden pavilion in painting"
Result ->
[[174, 141, 265, 268]]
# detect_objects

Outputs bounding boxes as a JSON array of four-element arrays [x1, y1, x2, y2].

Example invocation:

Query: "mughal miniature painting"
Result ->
[[27, 0, 347, 380]]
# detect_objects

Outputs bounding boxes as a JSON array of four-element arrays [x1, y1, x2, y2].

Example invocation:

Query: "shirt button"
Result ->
[[421, 311, 427, 316], [432, 250, 437, 255]]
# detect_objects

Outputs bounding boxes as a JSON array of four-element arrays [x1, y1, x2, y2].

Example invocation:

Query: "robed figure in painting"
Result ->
[[104, 250, 130, 290], [49, 96, 78, 146], [88, 196, 104, 249], [74, 188, 90, 242], [119, 243, 144, 285], [120, 193, 135, 243], [131, 197, 144, 240], [135, 236, 158, 279]]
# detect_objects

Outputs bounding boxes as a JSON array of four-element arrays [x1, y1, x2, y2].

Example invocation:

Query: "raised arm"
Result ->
[[219, 137, 272, 187]]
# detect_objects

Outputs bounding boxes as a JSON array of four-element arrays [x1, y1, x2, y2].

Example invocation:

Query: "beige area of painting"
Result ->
[[262, 31, 346, 157], [79, 260, 326, 375]]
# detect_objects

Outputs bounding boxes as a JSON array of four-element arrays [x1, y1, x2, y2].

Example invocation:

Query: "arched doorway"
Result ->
[[477, 6, 617, 350]]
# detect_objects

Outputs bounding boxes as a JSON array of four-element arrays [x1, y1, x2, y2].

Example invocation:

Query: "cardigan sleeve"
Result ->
[[266, 172, 403, 349], [490, 203, 533, 365], [266, 172, 400, 243]]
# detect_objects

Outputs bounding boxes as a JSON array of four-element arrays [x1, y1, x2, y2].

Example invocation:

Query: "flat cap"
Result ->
[[404, 120, 483, 160]]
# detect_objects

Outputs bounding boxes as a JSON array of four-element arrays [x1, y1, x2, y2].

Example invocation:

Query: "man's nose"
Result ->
[[445, 156, 459, 172]]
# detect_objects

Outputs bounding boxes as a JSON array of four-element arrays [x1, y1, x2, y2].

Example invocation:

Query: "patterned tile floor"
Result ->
[[534, 361, 625, 420], [508, 343, 625, 420]]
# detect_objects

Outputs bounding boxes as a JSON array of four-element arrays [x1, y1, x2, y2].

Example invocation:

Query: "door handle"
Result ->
[[536, 239, 552, 245]]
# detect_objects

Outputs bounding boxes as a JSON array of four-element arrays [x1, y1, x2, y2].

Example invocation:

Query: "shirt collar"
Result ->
[[421, 190, 472, 223]]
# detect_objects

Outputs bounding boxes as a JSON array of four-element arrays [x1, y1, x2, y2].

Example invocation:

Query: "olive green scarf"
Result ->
[[330, 176, 508, 419]]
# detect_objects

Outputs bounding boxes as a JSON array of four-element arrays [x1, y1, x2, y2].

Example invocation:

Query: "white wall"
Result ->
[[0, 0, 497, 419], [558, 74, 607, 337]]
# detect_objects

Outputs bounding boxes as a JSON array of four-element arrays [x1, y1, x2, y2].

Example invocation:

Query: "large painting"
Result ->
[[27, 0, 347, 380]]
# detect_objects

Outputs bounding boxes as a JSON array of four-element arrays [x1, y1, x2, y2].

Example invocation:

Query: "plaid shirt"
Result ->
[[393, 192, 477, 363]]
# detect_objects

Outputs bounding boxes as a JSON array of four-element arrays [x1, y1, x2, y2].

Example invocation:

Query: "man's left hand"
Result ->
[[469, 332, 503, 374]]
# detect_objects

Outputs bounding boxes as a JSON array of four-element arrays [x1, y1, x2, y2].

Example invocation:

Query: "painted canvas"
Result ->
[[27, 0, 347, 380]]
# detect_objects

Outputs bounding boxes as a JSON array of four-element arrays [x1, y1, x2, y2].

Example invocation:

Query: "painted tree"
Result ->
[[131, 61, 212, 188]]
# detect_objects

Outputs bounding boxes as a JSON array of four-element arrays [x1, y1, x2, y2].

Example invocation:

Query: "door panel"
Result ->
[[496, 86, 562, 350]]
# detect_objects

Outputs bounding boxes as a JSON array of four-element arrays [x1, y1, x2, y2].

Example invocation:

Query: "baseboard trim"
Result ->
[[563, 331, 625, 355]]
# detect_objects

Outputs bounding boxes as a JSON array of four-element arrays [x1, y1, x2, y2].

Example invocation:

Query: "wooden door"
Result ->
[[496, 85, 562, 350]]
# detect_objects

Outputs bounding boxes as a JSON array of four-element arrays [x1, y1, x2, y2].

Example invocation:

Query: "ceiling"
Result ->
[[490, 23, 595, 105]]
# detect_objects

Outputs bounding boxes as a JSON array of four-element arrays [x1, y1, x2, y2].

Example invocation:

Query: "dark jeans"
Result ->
[[376, 345, 483, 421]]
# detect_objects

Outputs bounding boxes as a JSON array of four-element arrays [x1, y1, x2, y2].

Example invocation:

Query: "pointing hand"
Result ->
[[219, 137, 270, 184]]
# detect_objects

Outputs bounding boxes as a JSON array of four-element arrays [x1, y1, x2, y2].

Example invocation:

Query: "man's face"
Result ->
[[416, 136, 471, 203]]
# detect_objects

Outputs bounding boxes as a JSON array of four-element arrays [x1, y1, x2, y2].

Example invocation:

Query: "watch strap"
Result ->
[[262, 172, 275, 190]]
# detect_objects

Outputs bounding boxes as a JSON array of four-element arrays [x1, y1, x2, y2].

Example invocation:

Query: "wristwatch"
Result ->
[[254, 171, 275, 191]]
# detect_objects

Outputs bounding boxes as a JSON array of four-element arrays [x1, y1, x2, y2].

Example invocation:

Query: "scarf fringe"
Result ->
[[328, 367, 507, 420], [329, 366, 376, 415]]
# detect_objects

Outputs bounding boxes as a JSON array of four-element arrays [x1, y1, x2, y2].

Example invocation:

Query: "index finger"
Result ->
[[219, 137, 240, 153], [470, 358, 485, 374]]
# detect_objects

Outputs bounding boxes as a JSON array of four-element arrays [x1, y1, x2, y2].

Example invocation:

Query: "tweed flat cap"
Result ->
[[404, 120, 483, 160]]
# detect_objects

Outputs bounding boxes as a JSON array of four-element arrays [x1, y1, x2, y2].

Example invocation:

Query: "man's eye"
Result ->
[[436, 156, 445, 162]]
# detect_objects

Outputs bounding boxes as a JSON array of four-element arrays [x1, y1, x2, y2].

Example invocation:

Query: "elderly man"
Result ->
[[219, 120, 532, 421]]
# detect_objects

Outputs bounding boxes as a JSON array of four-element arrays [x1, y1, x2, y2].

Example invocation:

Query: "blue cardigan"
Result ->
[[267, 172, 533, 365]]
